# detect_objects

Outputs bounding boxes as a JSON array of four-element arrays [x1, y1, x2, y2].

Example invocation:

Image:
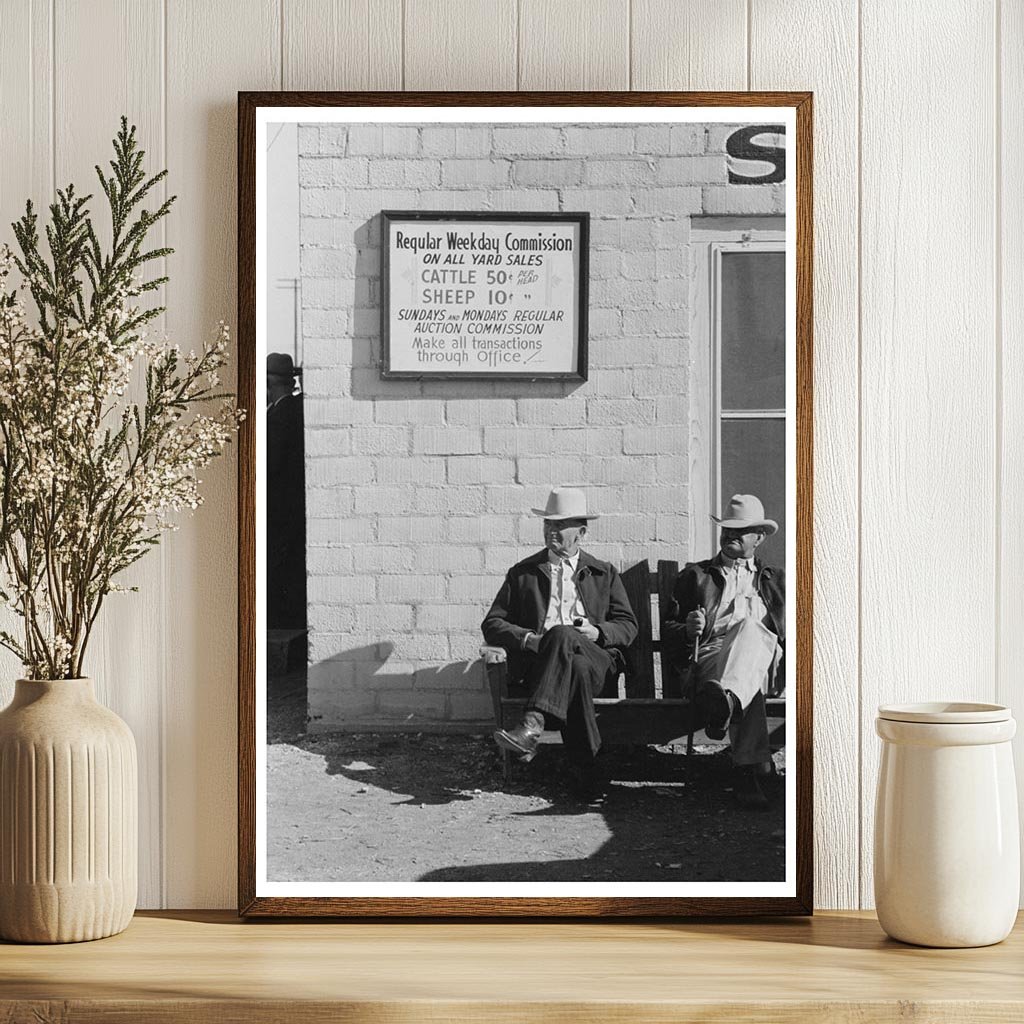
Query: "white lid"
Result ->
[[877, 701, 1011, 724]]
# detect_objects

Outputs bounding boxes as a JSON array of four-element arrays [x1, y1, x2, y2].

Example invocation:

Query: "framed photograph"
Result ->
[[238, 91, 813, 917], [381, 210, 589, 381]]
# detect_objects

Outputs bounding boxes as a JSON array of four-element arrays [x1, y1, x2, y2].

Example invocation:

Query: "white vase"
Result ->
[[0, 678, 137, 942], [874, 702, 1019, 947]]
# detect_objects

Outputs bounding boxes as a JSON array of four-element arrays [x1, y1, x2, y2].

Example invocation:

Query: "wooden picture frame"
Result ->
[[238, 91, 813, 917]]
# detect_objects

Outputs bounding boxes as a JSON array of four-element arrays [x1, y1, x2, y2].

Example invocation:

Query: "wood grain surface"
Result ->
[[1, 910, 1023, 1023]]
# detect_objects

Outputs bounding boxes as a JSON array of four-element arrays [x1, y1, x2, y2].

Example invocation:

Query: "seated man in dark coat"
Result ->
[[662, 494, 785, 809], [482, 487, 638, 777]]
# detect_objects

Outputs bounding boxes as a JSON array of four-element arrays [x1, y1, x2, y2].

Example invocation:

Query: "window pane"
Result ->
[[720, 418, 786, 569], [721, 251, 785, 410]]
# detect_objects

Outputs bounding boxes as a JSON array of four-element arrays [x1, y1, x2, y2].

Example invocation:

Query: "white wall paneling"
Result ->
[[0, 0, 53, 237], [404, 0, 517, 91], [0, 0, 1017, 908], [519, 0, 629, 91], [283, 0, 403, 91], [1001, 0, 1024, 904], [859, 0, 998, 909], [0, 3, 54, 694], [631, 0, 747, 91], [54, 0, 167, 911], [750, 0, 860, 909], [163, 0, 280, 908]]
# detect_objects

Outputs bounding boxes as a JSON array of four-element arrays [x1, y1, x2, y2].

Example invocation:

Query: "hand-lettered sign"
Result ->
[[381, 212, 589, 380]]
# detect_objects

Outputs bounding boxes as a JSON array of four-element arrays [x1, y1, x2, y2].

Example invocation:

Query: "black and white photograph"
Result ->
[[243, 95, 811, 915]]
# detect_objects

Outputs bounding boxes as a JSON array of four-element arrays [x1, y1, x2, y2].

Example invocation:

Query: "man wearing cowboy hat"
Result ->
[[662, 494, 785, 809], [482, 487, 638, 781]]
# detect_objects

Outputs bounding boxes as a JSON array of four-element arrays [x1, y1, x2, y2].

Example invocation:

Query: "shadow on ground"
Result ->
[[266, 671, 786, 884]]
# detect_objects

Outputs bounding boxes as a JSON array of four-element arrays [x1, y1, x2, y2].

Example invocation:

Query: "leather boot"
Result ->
[[701, 682, 738, 740], [494, 709, 545, 759]]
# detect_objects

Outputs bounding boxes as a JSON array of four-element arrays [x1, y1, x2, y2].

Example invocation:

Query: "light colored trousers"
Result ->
[[694, 632, 772, 767]]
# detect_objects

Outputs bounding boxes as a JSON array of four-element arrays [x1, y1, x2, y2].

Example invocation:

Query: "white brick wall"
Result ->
[[298, 121, 780, 730]]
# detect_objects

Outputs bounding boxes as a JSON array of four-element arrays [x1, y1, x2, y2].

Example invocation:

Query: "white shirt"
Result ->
[[711, 556, 768, 637], [541, 551, 592, 633]]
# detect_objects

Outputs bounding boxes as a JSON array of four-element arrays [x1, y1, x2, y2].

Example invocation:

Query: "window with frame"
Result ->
[[718, 246, 786, 568], [691, 228, 786, 568]]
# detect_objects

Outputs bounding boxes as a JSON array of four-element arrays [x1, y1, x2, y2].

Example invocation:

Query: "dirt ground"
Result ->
[[267, 672, 786, 883]]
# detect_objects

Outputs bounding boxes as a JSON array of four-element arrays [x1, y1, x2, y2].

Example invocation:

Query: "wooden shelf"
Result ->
[[2, 910, 1022, 1022]]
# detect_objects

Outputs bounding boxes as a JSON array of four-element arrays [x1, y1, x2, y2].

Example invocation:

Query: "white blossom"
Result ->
[[0, 244, 241, 678]]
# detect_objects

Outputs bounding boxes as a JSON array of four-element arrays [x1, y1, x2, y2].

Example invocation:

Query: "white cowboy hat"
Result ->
[[711, 494, 778, 535], [530, 487, 600, 521]]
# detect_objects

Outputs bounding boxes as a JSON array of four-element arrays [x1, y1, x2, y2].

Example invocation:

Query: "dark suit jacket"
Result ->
[[482, 549, 639, 680]]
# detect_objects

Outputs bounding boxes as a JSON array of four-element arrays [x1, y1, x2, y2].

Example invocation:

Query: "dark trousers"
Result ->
[[523, 625, 617, 760]]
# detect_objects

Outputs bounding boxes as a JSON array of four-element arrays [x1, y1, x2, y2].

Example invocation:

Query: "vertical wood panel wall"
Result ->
[[0, 0, 1016, 909], [750, 0, 860, 912]]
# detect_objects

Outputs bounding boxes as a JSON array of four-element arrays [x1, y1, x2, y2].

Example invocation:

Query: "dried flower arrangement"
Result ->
[[0, 118, 242, 679]]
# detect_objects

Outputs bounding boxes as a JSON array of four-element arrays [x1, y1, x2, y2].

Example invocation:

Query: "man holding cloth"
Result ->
[[482, 487, 638, 780], [663, 494, 785, 809]]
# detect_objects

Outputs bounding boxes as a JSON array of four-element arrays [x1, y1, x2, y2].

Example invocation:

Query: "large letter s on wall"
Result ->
[[726, 125, 786, 184]]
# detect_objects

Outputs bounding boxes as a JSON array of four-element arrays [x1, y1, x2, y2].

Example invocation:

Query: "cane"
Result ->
[[685, 622, 702, 758]]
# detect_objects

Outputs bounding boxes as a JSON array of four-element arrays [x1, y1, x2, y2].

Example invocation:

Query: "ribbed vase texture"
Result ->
[[0, 678, 137, 943]]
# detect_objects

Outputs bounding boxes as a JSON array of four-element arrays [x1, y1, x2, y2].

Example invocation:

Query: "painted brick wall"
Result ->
[[298, 122, 783, 730]]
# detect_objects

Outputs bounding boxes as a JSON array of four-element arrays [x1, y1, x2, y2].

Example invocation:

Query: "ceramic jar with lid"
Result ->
[[874, 702, 1019, 947]]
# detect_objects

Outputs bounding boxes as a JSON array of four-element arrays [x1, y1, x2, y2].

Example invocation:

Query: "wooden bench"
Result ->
[[481, 558, 786, 782]]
